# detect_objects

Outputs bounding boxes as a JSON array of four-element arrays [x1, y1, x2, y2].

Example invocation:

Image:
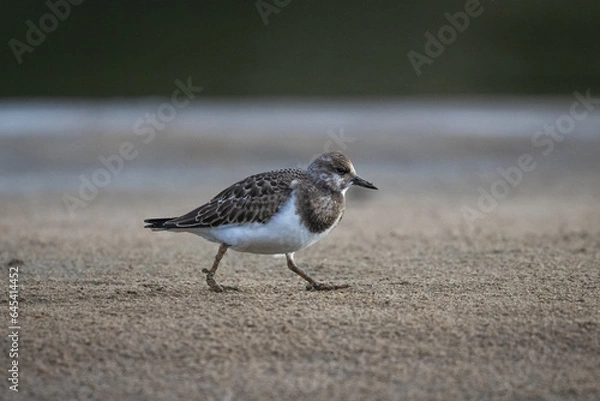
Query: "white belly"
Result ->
[[186, 194, 341, 254]]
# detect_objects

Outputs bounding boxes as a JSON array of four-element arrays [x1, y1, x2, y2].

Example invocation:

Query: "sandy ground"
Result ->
[[1, 129, 600, 400], [1, 161, 599, 401]]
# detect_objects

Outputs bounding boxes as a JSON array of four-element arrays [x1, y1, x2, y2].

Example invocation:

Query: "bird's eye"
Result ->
[[336, 167, 349, 175]]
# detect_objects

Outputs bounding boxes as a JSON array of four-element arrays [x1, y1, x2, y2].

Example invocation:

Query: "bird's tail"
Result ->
[[144, 218, 175, 230]]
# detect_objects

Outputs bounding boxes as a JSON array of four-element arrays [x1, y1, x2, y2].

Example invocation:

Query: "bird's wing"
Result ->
[[164, 168, 305, 228]]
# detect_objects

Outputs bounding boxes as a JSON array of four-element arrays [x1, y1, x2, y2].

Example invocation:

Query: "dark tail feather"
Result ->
[[144, 217, 175, 230]]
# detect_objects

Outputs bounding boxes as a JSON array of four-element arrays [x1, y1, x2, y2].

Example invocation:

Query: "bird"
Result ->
[[144, 152, 377, 292]]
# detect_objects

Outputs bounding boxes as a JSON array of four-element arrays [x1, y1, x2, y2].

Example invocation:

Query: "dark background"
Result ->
[[2, 0, 599, 98]]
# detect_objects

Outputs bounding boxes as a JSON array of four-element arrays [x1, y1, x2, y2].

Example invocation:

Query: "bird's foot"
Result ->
[[209, 284, 240, 293], [202, 268, 239, 293], [306, 282, 350, 291]]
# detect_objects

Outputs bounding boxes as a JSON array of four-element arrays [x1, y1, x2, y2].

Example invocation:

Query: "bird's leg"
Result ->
[[202, 244, 238, 292], [285, 253, 350, 291]]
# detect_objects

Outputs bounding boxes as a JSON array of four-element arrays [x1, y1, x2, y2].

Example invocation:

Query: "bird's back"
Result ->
[[145, 168, 307, 230]]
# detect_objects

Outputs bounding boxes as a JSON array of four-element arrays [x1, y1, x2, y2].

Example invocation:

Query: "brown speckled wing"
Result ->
[[167, 168, 306, 228]]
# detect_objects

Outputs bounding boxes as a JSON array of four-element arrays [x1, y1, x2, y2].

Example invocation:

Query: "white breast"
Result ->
[[186, 193, 342, 254]]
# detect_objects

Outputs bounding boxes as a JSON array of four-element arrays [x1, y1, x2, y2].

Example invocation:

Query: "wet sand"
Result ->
[[1, 181, 598, 400], [1, 130, 600, 400]]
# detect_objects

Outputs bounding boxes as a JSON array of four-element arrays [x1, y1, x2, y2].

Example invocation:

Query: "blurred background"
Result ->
[[1, 0, 599, 220], [4, 0, 600, 96]]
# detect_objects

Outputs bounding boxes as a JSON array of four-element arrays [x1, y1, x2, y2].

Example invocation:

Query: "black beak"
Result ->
[[352, 175, 378, 190]]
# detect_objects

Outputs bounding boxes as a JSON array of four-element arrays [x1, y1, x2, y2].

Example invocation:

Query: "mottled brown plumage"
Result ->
[[166, 168, 305, 228], [295, 181, 345, 233]]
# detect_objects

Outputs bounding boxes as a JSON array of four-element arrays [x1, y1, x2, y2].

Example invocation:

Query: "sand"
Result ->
[[1, 132, 600, 400]]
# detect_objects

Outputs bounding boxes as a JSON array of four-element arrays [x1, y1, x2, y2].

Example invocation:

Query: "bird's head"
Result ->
[[307, 152, 378, 193]]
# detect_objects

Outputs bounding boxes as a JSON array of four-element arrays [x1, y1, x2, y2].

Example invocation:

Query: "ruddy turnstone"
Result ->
[[144, 152, 377, 292]]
